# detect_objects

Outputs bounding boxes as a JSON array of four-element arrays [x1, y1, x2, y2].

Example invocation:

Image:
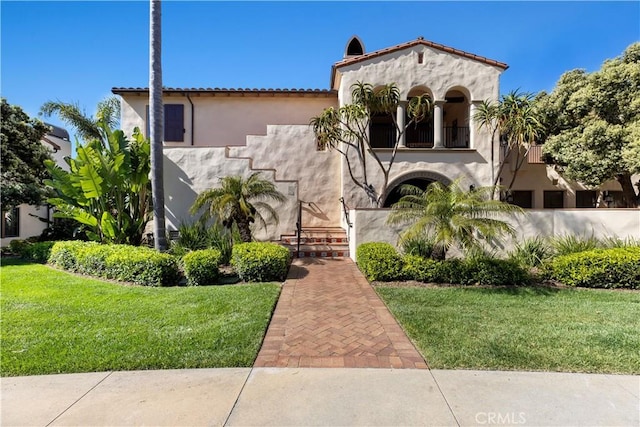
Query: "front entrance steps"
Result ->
[[278, 227, 349, 258]]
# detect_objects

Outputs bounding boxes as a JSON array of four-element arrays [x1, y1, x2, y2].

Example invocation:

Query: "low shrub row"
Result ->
[[357, 242, 530, 286], [45, 240, 290, 286], [547, 247, 640, 289], [231, 242, 291, 282], [49, 241, 181, 286], [8, 240, 55, 263]]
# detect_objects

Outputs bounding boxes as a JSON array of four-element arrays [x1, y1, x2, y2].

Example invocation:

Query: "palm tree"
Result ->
[[473, 90, 543, 198], [40, 96, 120, 143], [149, 0, 167, 251], [190, 172, 286, 242], [387, 179, 523, 259]]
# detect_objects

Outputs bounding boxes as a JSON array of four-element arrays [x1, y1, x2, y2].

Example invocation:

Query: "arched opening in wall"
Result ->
[[406, 87, 434, 148], [382, 171, 452, 207], [344, 36, 365, 57], [443, 88, 470, 148], [369, 85, 396, 148]]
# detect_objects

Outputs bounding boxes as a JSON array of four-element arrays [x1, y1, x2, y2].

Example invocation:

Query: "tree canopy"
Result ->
[[539, 42, 640, 207], [1, 99, 52, 209]]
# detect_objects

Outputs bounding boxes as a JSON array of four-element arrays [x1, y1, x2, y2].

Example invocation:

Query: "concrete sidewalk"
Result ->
[[2, 368, 638, 426]]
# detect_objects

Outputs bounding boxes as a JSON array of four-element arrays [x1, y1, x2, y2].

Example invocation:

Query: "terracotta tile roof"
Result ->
[[331, 37, 508, 88], [111, 87, 337, 97]]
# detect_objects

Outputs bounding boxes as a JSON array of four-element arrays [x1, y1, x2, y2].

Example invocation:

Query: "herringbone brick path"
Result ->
[[254, 258, 428, 369]]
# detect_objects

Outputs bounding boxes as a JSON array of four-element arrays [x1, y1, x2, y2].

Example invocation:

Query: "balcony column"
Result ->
[[469, 101, 480, 149], [397, 101, 406, 148], [433, 100, 445, 148]]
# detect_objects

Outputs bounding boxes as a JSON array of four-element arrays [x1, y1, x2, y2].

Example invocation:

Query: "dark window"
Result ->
[[510, 191, 533, 209], [369, 113, 396, 148], [544, 191, 564, 209], [2, 207, 20, 238], [146, 104, 185, 142], [346, 37, 364, 56], [576, 190, 597, 208], [603, 191, 625, 208]]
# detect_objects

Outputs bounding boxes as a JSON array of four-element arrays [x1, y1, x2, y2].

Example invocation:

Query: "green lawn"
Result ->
[[376, 285, 640, 374], [1, 259, 280, 376]]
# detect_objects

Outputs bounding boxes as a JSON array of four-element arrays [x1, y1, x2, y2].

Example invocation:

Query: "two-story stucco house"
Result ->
[[113, 36, 638, 256]]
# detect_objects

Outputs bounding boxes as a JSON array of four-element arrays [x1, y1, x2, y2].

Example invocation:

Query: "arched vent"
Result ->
[[344, 36, 365, 57]]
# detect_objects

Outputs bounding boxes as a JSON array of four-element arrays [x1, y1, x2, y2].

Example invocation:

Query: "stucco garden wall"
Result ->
[[120, 94, 336, 147], [347, 208, 640, 261]]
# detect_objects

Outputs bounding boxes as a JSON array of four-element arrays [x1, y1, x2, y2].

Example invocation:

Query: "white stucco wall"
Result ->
[[163, 124, 342, 241], [120, 94, 337, 147], [347, 208, 640, 260], [334, 45, 502, 208]]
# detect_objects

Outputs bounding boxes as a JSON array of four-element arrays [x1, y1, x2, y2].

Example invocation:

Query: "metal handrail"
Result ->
[[296, 201, 302, 258], [339, 197, 352, 228]]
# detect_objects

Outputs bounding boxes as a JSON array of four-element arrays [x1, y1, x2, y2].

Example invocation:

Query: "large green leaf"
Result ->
[[101, 211, 117, 240], [78, 163, 104, 199]]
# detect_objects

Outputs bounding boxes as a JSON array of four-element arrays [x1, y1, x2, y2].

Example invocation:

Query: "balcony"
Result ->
[[371, 125, 470, 149]]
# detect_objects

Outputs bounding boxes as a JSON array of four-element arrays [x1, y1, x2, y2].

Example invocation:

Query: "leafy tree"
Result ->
[[149, 0, 168, 251], [311, 82, 431, 207], [1, 99, 52, 209], [473, 90, 543, 198], [40, 97, 120, 143], [190, 172, 286, 243], [387, 179, 523, 259], [45, 123, 151, 245], [538, 42, 640, 207]]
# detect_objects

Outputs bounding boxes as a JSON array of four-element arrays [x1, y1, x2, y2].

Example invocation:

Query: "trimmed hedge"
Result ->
[[231, 242, 290, 282], [182, 249, 222, 286], [356, 242, 404, 281], [356, 242, 530, 285], [48, 241, 181, 286], [8, 240, 55, 263], [548, 247, 640, 289]]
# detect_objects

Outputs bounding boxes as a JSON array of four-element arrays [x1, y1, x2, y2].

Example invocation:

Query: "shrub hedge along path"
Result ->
[[254, 258, 428, 369]]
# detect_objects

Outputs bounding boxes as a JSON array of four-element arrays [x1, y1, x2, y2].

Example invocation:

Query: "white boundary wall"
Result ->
[[347, 209, 640, 261]]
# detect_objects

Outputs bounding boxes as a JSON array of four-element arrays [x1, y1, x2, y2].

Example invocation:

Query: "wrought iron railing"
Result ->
[[444, 126, 469, 148], [339, 197, 352, 229]]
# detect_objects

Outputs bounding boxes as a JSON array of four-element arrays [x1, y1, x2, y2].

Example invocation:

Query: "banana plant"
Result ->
[[45, 123, 151, 245]]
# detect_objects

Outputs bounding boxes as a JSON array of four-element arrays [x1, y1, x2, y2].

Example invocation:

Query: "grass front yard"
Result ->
[[1, 259, 280, 376], [376, 285, 640, 374]]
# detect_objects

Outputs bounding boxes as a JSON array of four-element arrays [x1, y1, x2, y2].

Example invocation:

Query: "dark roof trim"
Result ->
[[331, 37, 508, 88], [112, 87, 337, 97]]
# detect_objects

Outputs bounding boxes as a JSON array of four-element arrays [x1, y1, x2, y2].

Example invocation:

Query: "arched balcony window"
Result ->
[[443, 89, 470, 148], [405, 90, 434, 148]]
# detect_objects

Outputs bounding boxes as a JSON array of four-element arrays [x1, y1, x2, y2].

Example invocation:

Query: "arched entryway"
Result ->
[[382, 171, 451, 207]]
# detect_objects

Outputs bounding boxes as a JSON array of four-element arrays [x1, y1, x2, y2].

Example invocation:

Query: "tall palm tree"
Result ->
[[473, 90, 543, 198], [40, 96, 120, 143], [149, 0, 167, 251], [387, 179, 523, 259], [190, 172, 286, 242]]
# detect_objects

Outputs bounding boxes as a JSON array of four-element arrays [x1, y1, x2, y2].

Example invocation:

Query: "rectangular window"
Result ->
[[576, 190, 597, 208], [2, 207, 20, 238], [510, 191, 533, 209], [604, 191, 625, 208], [544, 191, 564, 209], [146, 104, 185, 142]]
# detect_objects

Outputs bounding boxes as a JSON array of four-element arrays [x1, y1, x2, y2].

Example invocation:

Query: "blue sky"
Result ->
[[2, 1, 639, 138]]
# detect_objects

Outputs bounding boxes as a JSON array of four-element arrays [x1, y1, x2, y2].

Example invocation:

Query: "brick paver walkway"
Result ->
[[254, 258, 428, 369]]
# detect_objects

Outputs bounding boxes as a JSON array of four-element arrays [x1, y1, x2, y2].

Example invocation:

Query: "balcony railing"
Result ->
[[369, 126, 470, 149], [444, 127, 469, 148]]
